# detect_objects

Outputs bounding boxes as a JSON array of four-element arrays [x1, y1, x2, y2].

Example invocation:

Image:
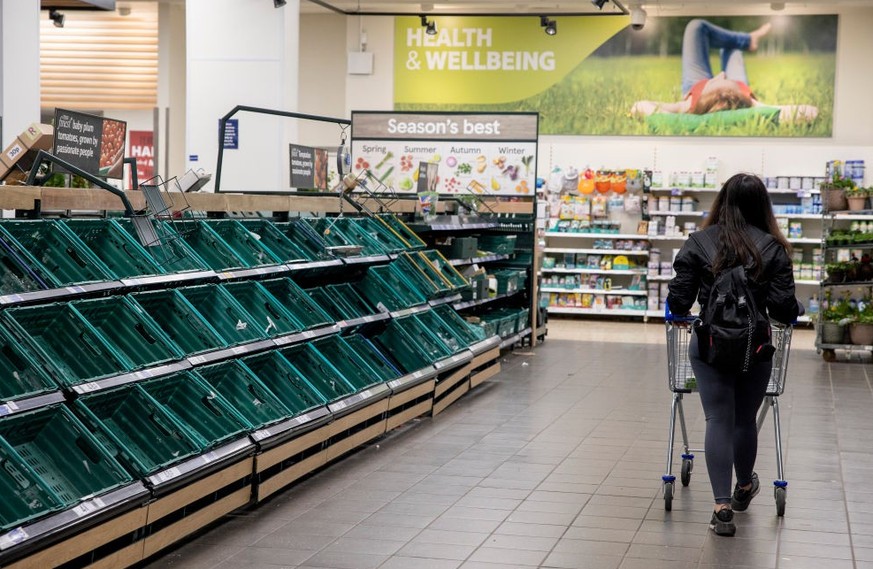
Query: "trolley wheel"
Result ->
[[775, 487, 786, 517], [822, 349, 836, 362], [680, 459, 693, 487], [664, 482, 674, 511]]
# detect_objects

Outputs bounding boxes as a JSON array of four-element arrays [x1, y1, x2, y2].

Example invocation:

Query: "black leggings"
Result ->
[[689, 332, 772, 504]]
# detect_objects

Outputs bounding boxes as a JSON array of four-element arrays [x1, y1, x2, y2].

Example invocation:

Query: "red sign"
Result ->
[[128, 130, 154, 188]]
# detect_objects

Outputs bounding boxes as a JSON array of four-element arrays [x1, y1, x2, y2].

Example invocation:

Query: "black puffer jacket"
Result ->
[[667, 225, 800, 324]]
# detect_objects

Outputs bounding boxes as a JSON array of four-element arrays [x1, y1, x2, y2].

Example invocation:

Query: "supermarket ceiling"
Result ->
[[299, 0, 873, 14]]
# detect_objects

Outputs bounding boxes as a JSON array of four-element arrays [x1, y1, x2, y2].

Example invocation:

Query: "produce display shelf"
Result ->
[[453, 290, 522, 310], [0, 392, 65, 418], [540, 268, 646, 276], [543, 247, 648, 256], [428, 294, 463, 307], [541, 287, 647, 296], [0, 281, 122, 308], [448, 254, 512, 266], [499, 327, 532, 349]]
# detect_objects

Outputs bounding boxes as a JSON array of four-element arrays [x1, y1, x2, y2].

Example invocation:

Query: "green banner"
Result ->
[[394, 16, 628, 106]]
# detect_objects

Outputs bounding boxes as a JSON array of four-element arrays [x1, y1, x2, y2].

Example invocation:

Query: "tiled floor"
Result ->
[[145, 319, 873, 569]]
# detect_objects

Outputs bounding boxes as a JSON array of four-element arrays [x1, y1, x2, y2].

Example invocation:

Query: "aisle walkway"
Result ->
[[146, 321, 873, 569]]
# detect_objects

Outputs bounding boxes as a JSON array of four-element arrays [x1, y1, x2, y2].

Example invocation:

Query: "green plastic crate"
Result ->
[[413, 310, 470, 354], [356, 264, 428, 312], [177, 285, 267, 345], [342, 335, 402, 382], [73, 385, 204, 477], [431, 305, 488, 345], [376, 215, 427, 249], [279, 344, 358, 401], [272, 219, 333, 261], [60, 219, 166, 279], [305, 287, 346, 322], [221, 281, 305, 337], [0, 326, 57, 402], [478, 234, 517, 255], [375, 317, 452, 373], [392, 253, 453, 298], [0, 436, 64, 532], [241, 351, 327, 416], [356, 217, 415, 254], [196, 361, 292, 429], [0, 220, 116, 287], [139, 373, 251, 449], [3, 303, 132, 387], [236, 219, 311, 263], [0, 405, 132, 508], [312, 283, 377, 321], [0, 233, 51, 294], [419, 250, 469, 290], [305, 218, 383, 257], [260, 278, 334, 329], [327, 218, 394, 256], [115, 219, 211, 274], [169, 220, 250, 271], [516, 307, 531, 332], [311, 335, 387, 390], [72, 296, 185, 368], [129, 289, 229, 355], [203, 220, 284, 267]]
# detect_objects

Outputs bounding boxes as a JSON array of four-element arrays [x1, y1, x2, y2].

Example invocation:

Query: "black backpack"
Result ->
[[695, 231, 775, 372]]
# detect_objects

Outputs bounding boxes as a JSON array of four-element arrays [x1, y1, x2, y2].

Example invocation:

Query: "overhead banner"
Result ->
[[351, 111, 538, 196], [128, 130, 154, 188], [394, 15, 837, 137], [53, 108, 127, 178]]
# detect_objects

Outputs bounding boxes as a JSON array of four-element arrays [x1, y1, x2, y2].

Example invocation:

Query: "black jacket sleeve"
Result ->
[[667, 235, 702, 316], [764, 243, 800, 325]]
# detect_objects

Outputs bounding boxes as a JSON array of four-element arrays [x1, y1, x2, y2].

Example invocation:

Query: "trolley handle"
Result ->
[[664, 301, 697, 323]]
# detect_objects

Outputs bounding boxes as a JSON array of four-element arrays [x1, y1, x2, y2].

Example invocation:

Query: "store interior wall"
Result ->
[[186, 0, 300, 193], [298, 7, 873, 185], [159, 1, 186, 183], [0, 0, 40, 142], [298, 14, 348, 149]]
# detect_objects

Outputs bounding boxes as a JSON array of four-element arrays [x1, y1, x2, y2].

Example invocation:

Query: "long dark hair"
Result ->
[[702, 173, 792, 278]]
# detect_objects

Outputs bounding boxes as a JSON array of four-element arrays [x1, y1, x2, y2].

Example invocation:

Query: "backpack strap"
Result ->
[[697, 227, 771, 270]]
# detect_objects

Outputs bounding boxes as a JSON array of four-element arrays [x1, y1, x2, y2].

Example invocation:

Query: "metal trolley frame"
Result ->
[[662, 312, 794, 516]]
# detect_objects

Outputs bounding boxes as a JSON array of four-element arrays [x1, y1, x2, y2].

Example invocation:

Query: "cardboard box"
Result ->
[[1, 137, 28, 169], [19, 123, 54, 151]]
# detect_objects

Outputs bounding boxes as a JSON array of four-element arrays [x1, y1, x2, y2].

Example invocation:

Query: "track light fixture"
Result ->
[[420, 15, 437, 36], [274, 0, 287, 7], [540, 16, 557, 36], [591, 0, 609, 9], [48, 9, 65, 28]]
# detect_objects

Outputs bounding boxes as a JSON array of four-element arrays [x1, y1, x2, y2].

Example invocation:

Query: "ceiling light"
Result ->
[[48, 9, 65, 28], [421, 15, 437, 36], [591, 0, 608, 9], [540, 16, 557, 36], [274, 0, 287, 7]]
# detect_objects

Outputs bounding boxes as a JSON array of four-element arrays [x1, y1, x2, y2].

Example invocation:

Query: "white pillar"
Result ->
[[186, 0, 300, 192], [0, 0, 40, 142]]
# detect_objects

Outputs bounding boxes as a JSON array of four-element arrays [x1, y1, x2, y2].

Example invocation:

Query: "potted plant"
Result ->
[[849, 299, 873, 346], [825, 262, 847, 284], [820, 292, 853, 345], [822, 175, 854, 212], [845, 186, 869, 212]]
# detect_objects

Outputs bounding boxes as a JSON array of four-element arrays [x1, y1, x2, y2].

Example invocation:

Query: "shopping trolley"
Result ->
[[662, 306, 794, 516]]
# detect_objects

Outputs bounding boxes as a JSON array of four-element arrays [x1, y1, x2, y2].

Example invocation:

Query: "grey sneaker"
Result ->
[[710, 508, 736, 536], [731, 472, 760, 512]]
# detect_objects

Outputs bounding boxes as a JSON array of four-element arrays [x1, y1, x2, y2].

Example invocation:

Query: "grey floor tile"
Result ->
[[541, 552, 623, 569], [396, 541, 478, 561], [379, 557, 461, 569], [466, 547, 548, 566], [301, 550, 389, 569], [412, 529, 490, 547]]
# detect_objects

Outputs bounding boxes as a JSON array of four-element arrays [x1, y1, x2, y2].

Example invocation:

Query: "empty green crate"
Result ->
[[376, 215, 427, 249], [375, 317, 452, 373], [241, 351, 327, 416], [419, 250, 469, 290], [170, 220, 250, 271], [73, 385, 204, 477], [0, 405, 132, 509], [306, 218, 384, 257], [413, 310, 470, 354], [516, 308, 531, 332], [356, 217, 415, 253], [431, 305, 488, 344], [272, 219, 333, 261], [130, 289, 229, 355], [236, 220, 311, 263], [330, 218, 395, 255], [60, 219, 166, 279], [0, 234, 52, 294], [392, 253, 453, 298], [72, 296, 185, 369], [115, 219, 211, 274], [0, 326, 57, 402], [0, 220, 116, 287], [306, 287, 346, 322], [478, 234, 517, 255], [0, 436, 64, 532], [319, 283, 377, 320], [311, 335, 387, 390], [260, 278, 334, 329], [279, 344, 358, 401], [221, 281, 305, 337], [203, 220, 285, 267], [494, 269, 524, 295], [196, 361, 292, 429], [140, 373, 251, 449], [357, 265, 428, 311], [342, 335, 401, 382], [177, 285, 267, 345], [3, 303, 132, 386]]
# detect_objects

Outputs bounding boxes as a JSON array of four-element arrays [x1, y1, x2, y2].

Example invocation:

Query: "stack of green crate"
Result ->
[[203, 220, 285, 268], [260, 278, 335, 330], [357, 264, 428, 312], [342, 335, 402, 381], [313, 217, 391, 257], [311, 335, 390, 390], [177, 284, 268, 346], [271, 219, 334, 261], [278, 344, 359, 402], [307, 283, 377, 322], [196, 361, 292, 429], [166, 220, 251, 271], [241, 351, 328, 417], [431, 305, 488, 344], [61, 219, 166, 280], [236, 219, 312, 264], [0, 405, 133, 531], [0, 326, 58, 402], [131, 289, 230, 356], [221, 281, 305, 337], [374, 316, 454, 373], [412, 309, 471, 354]]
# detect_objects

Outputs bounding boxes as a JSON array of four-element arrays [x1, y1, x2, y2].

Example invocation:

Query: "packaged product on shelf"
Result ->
[[586, 254, 601, 268], [648, 296, 661, 311], [651, 171, 664, 187], [659, 261, 672, 275], [789, 222, 803, 238], [613, 255, 629, 270], [691, 172, 705, 188], [792, 250, 804, 264], [542, 256, 556, 269], [563, 253, 575, 268], [802, 177, 815, 190], [629, 274, 643, 290], [657, 196, 670, 211], [681, 197, 697, 212], [648, 262, 660, 277]]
